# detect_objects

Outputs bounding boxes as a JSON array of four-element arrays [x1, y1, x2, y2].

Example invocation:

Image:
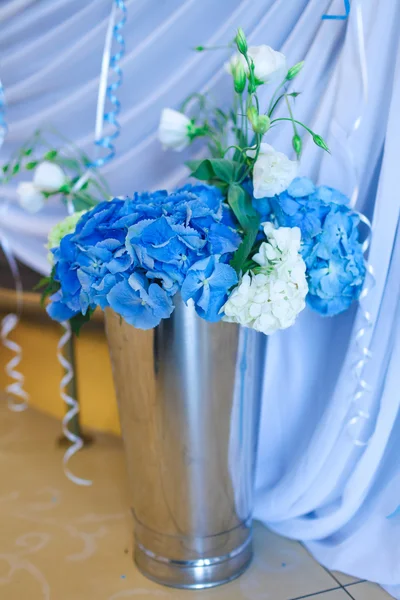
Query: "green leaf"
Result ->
[[230, 225, 260, 274], [70, 308, 95, 336], [2, 164, 9, 173], [58, 183, 72, 194], [34, 270, 61, 308], [211, 159, 238, 183], [24, 148, 33, 156], [186, 158, 244, 184], [25, 161, 39, 170], [227, 183, 261, 273], [186, 159, 214, 181], [44, 150, 58, 160], [12, 163, 20, 175], [227, 183, 259, 230]]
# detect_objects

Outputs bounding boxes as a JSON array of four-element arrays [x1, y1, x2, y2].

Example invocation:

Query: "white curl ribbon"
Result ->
[[57, 321, 91, 487], [55, 0, 126, 485], [347, 211, 376, 446], [0, 233, 30, 412], [329, 0, 376, 446], [1, 313, 29, 412]]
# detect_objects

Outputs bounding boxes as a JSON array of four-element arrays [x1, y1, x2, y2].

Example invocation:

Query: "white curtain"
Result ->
[[1, 0, 400, 596]]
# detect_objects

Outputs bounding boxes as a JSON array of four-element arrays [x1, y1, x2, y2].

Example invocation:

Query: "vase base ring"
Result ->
[[134, 537, 253, 589]]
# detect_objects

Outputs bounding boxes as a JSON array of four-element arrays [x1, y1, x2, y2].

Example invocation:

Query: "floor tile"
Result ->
[[330, 571, 361, 586], [0, 401, 371, 600], [303, 591, 354, 599], [347, 582, 394, 599]]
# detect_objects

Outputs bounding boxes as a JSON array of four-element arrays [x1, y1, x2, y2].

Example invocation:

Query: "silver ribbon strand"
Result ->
[[346, 2, 376, 447], [57, 321, 91, 487], [56, 197, 92, 485], [58, 0, 126, 485], [0, 235, 30, 412], [0, 77, 30, 412], [328, 1, 376, 445]]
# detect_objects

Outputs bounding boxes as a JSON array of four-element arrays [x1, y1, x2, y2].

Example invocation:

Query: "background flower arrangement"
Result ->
[[25, 29, 365, 335], [1, 129, 109, 214]]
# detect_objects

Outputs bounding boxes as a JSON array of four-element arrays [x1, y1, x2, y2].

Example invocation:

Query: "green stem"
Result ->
[[270, 117, 315, 136], [267, 78, 288, 115], [284, 94, 298, 136]]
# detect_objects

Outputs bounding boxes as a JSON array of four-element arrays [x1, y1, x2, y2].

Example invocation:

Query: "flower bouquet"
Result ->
[[42, 30, 366, 589]]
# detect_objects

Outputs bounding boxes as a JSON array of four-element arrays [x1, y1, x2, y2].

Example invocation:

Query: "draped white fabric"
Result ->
[[1, 0, 400, 596]]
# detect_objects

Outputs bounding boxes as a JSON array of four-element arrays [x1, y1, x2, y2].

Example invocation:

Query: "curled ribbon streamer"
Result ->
[[0, 236, 29, 412], [347, 212, 376, 447], [58, 0, 126, 486], [322, 0, 350, 20], [70, 0, 126, 193], [57, 322, 91, 486], [0, 82, 30, 412], [91, 0, 127, 169], [328, 1, 376, 446]]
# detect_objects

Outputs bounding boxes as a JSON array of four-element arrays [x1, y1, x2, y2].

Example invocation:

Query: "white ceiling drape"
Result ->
[[1, 0, 400, 597]]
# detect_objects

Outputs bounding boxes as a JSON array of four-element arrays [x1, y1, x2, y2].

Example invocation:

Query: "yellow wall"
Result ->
[[0, 313, 121, 435]]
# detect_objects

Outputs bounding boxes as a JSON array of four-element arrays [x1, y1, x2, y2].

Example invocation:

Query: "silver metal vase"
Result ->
[[105, 296, 265, 589]]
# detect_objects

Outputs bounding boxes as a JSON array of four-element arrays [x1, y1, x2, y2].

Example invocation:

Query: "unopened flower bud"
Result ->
[[253, 114, 270, 135], [286, 61, 304, 80], [313, 134, 330, 153], [247, 105, 258, 126], [233, 62, 246, 93], [292, 133, 302, 157], [235, 28, 248, 55]]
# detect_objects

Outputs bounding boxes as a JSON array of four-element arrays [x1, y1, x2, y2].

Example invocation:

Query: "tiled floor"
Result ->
[[0, 401, 393, 600]]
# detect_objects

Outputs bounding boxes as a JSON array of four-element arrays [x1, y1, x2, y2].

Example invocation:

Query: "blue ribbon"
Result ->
[[91, 0, 127, 169], [322, 0, 350, 20]]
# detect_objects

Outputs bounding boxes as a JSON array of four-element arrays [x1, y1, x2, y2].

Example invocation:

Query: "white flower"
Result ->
[[16, 182, 46, 213], [222, 224, 308, 335], [158, 108, 192, 151], [249, 143, 298, 199], [225, 45, 287, 85], [33, 161, 66, 192]]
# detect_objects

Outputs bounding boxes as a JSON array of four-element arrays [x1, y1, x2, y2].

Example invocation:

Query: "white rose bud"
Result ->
[[33, 161, 66, 192], [247, 45, 287, 84], [158, 108, 192, 151], [225, 45, 287, 86], [249, 143, 298, 199], [16, 182, 46, 213]]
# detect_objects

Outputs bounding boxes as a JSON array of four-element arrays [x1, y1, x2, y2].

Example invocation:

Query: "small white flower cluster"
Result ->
[[17, 161, 66, 213], [223, 222, 308, 335]]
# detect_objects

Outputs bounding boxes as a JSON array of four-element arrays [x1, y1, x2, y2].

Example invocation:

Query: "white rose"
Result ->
[[16, 182, 45, 213], [158, 108, 192, 151], [225, 45, 287, 85], [249, 143, 298, 199], [33, 161, 66, 192]]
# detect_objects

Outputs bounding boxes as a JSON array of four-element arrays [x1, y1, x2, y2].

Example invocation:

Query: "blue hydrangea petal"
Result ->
[[287, 177, 316, 198]]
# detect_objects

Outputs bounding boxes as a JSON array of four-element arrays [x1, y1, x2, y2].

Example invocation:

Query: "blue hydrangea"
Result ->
[[107, 273, 174, 329], [181, 256, 238, 322], [269, 177, 366, 316], [47, 184, 240, 328]]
